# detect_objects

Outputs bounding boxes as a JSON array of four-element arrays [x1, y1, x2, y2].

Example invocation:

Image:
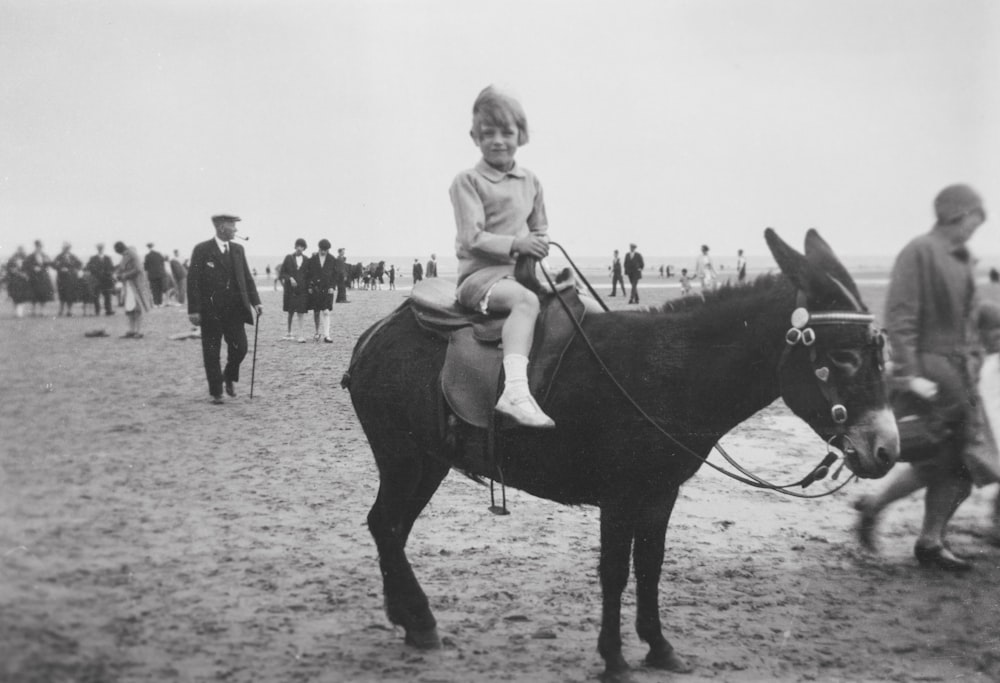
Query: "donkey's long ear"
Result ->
[[765, 227, 823, 294], [803, 229, 865, 311]]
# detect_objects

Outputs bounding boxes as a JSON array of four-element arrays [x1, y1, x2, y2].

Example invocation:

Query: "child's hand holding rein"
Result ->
[[511, 234, 549, 259]]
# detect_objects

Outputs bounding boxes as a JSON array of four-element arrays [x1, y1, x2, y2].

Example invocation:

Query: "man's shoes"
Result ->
[[914, 543, 972, 572], [225, 380, 236, 398], [296, 337, 307, 343], [211, 394, 225, 405], [609, 294, 616, 297], [120, 331, 136, 338], [495, 394, 555, 429], [323, 336, 333, 343]]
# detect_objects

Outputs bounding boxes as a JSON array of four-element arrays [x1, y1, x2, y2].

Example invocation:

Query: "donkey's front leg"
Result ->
[[597, 502, 635, 681], [633, 487, 692, 673]]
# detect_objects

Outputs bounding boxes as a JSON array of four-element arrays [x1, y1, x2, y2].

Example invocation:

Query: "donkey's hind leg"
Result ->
[[367, 440, 450, 649]]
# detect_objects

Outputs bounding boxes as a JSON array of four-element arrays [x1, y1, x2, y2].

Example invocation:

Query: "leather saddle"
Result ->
[[409, 278, 586, 429]]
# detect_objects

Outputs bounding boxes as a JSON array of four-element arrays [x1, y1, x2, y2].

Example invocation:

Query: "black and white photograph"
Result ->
[[2, 2, 999, 681]]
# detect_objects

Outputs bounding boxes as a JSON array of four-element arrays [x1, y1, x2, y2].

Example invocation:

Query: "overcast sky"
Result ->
[[2, 0, 998, 268]]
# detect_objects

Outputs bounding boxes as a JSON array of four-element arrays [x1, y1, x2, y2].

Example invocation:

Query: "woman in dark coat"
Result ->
[[308, 238, 337, 343], [280, 238, 310, 342], [25, 240, 54, 316], [854, 184, 999, 571], [4, 246, 32, 317], [53, 241, 82, 316]]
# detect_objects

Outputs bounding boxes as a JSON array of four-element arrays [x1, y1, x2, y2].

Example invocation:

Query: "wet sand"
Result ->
[[1, 282, 998, 682]]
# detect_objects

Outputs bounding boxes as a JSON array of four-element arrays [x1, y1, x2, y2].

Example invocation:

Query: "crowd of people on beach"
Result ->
[[1, 239, 192, 319]]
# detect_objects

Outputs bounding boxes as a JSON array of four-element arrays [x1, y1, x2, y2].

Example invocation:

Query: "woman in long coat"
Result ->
[[25, 240, 54, 316], [4, 246, 32, 317], [280, 238, 310, 342], [307, 239, 337, 342], [53, 242, 82, 317], [855, 184, 999, 571], [113, 241, 152, 338]]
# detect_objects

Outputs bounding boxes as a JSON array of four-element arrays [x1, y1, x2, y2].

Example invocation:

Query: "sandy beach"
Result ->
[[2, 280, 999, 683]]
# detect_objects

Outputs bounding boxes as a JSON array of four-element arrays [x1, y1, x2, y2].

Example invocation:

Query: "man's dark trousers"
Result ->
[[200, 301, 248, 397]]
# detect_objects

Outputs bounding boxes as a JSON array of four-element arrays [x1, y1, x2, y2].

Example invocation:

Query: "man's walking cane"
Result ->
[[250, 309, 261, 399]]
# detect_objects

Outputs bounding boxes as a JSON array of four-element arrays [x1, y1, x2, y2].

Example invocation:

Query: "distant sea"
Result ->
[[244, 251, 1000, 288]]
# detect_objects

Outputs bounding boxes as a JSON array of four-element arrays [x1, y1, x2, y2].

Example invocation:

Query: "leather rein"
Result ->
[[537, 243, 881, 499]]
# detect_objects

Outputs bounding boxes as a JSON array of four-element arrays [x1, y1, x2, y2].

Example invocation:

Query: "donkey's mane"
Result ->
[[650, 273, 785, 316]]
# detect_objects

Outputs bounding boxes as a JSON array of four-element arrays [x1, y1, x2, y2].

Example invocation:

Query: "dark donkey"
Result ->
[[344, 229, 899, 680]]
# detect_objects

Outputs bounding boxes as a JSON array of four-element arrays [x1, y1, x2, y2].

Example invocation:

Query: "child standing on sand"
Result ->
[[449, 86, 555, 429], [679, 268, 692, 295]]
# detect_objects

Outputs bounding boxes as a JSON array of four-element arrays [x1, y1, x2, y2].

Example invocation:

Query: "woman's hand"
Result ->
[[512, 234, 549, 259], [909, 377, 939, 400]]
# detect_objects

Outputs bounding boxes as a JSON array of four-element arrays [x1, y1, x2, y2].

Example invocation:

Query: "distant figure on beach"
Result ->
[[624, 242, 644, 304], [736, 248, 747, 284], [412, 258, 423, 283], [170, 250, 188, 305], [426, 254, 438, 278], [659, 265, 664, 278], [334, 248, 349, 303], [388, 264, 396, 290], [308, 238, 336, 343], [695, 244, 717, 291], [4, 246, 31, 317], [186, 214, 262, 404], [854, 183, 999, 571], [53, 242, 82, 317], [144, 243, 167, 307], [990, 267, 999, 284], [679, 268, 692, 295], [280, 238, 310, 342], [86, 243, 116, 316], [26, 240, 54, 317], [609, 249, 626, 297], [114, 241, 152, 339]]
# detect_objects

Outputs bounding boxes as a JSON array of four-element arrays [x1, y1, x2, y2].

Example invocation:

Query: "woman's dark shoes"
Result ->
[[852, 496, 879, 551], [225, 380, 236, 397], [914, 543, 972, 572]]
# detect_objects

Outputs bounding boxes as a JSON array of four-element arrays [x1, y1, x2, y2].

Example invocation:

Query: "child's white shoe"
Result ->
[[495, 393, 555, 429]]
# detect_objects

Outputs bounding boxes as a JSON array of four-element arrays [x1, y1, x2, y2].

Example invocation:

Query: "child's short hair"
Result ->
[[471, 86, 529, 145]]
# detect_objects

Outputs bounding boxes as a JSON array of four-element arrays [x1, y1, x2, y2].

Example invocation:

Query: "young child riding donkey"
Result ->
[[344, 86, 899, 681]]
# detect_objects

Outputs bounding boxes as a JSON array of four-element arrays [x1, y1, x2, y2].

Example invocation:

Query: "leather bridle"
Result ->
[[537, 244, 887, 499]]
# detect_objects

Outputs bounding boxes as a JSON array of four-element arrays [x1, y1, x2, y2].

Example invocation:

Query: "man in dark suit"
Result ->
[[187, 215, 262, 404], [623, 242, 644, 304], [86, 243, 116, 315], [144, 243, 168, 306], [412, 258, 423, 283], [333, 247, 349, 303]]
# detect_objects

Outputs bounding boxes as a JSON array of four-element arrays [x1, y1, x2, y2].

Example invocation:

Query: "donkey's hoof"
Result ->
[[646, 648, 692, 673], [404, 627, 441, 649]]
